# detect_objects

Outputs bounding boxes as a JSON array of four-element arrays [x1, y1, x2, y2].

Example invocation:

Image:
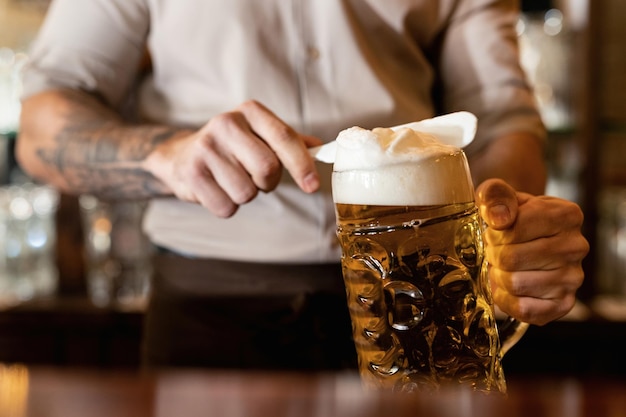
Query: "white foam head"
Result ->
[[331, 122, 476, 206]]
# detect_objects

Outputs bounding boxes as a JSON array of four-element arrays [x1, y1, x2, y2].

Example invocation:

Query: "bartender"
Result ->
[[16, 0, 587, 369]]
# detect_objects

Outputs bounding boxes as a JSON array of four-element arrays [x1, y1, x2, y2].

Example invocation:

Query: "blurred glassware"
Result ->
[[79, 195, 154, 309], [0, 47, 27, 135], [518, 5, 584, 205], [0, 135, 9, 185], [0, 183, 59, 307], [596, 188, 626, 298], [518, 8, 573, 131]]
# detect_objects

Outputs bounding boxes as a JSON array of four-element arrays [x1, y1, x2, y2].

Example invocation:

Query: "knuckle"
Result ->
[[198, 196, 239, 219], [254, 155, 282, 180], [565, 266, 585, 290], [562, 234, 590, 264], [546, 294, 577, 325], [194, 134, 219, 156], [507, 275, 528, 297], [513, 301, 536, 324], [560, 293, 577, 315], [556, 200, 585, 227], [498, 247, 527, 271], [231, 184, 258, 205], [238, 99, 262, 112], [555, 200, 584, 224], [271, 123, 298, 145], [206, 111, 241, 133], [207, 112, 229, 129], [186, 163, 207, 183], [568, 241, 590, 264]]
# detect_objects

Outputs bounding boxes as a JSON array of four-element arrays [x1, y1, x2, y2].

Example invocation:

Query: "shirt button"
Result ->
[[307, 46, 320, 61]]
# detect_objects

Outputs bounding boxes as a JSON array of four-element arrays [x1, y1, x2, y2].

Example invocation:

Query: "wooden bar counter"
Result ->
[[1, 364, 625, 417]]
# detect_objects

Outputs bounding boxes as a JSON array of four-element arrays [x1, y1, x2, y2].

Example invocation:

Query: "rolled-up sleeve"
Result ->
[[21, 0, 150, 109], [438, 0, 545, 153]]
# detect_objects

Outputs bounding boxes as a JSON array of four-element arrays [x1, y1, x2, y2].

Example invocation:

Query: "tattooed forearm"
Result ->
[[34, 89, 183, 200]]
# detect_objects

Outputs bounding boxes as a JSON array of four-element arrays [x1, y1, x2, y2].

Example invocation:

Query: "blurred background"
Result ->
[[0, 0, 625, 375]]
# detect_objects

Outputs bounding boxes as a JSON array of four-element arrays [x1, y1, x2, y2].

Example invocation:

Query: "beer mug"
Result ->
[[330, 113, 527, 394]]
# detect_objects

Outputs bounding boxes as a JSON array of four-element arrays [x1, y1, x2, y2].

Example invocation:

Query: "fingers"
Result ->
[[486, 212, 587, 324], [485, 224, 590, 271], [491, 279, 578, 326], [490, 265, 583, 325], [183, 166, 239, 218], [490, 265, 584, 302], [237, 100, 320, 193], [154, 139, 242, 218], [202, 110, 282, 194]]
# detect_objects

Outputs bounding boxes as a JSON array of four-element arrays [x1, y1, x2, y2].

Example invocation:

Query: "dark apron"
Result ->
[[142, 251, 357, 370]]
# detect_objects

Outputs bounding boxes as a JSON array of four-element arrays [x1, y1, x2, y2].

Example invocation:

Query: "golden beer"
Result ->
[[336, 201, 506, 393]]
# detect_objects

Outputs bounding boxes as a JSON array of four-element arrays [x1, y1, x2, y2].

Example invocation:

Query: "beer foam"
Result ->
[[332, 126, 475, 206]]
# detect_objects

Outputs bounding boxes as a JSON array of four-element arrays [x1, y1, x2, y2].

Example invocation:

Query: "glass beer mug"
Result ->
[[330, 113, 527, 394]]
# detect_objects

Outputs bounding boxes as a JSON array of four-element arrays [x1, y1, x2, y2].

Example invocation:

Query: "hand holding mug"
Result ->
[[476, 179, 588, 326]]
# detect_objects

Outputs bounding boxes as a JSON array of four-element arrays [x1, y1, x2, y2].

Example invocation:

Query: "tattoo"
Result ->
[[37, 90, 180, 200]]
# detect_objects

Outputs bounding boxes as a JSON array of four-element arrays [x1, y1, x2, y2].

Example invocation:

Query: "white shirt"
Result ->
[[22, 0, 544, 263]]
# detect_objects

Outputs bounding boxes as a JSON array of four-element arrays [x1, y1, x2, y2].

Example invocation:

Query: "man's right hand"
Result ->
[[143, 100, 323, 218]]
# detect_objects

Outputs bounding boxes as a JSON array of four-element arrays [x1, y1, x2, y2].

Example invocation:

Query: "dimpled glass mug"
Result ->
[[326, 113, 527, 394]]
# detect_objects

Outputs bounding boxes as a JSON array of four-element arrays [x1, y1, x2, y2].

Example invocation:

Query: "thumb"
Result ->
[[475, 179, 519, 230]]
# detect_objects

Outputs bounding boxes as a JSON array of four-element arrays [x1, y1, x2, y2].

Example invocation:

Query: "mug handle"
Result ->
[[481, 220, 529, 357], [497, 316, 529, 356]]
